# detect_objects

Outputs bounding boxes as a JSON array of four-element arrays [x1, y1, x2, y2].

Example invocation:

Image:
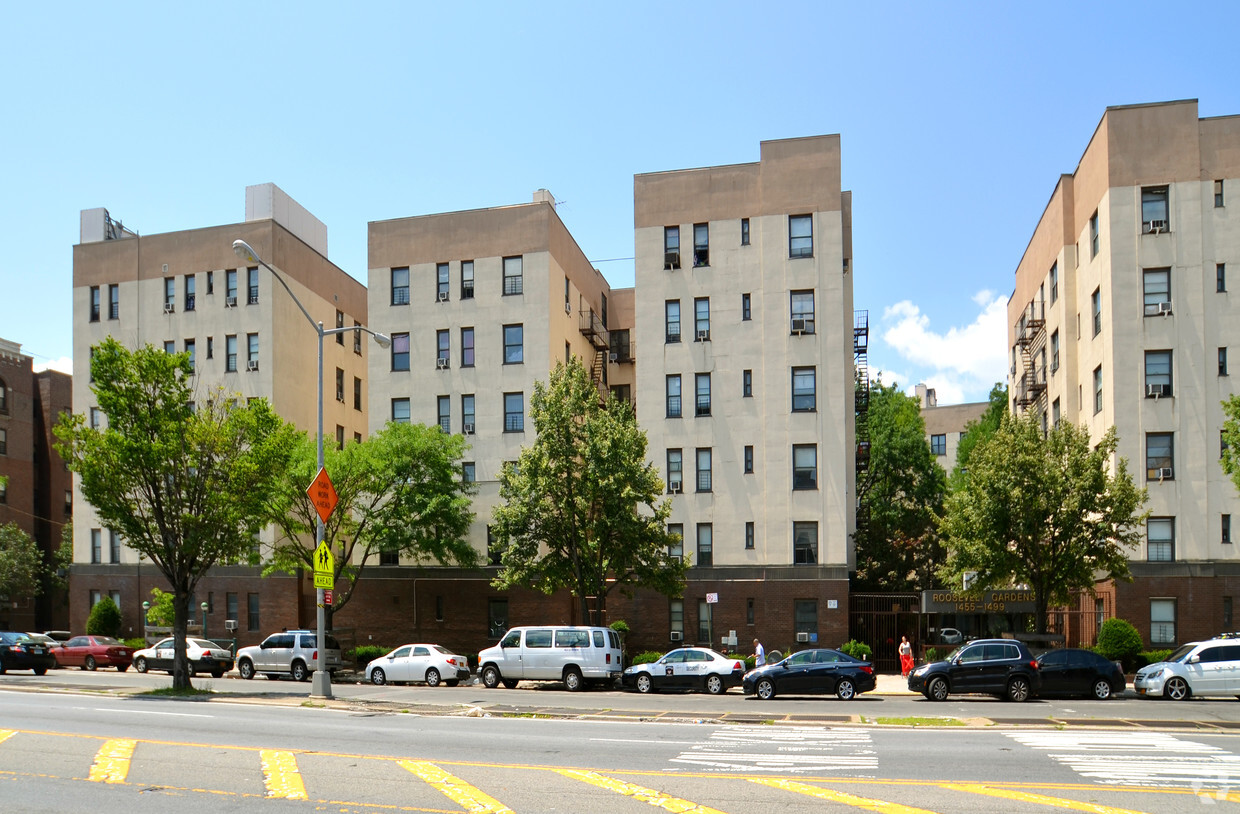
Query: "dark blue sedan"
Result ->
[[742, 648, 876, 700]]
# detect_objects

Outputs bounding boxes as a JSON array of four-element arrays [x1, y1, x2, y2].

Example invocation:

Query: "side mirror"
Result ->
[[1189, 654, 1201, 664]]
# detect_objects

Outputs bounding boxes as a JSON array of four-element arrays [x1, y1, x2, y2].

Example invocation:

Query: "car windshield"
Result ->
[[93, 637, 122, 646], [1167, 644, 1198, 663], [189, 639, 217, 649], [431, 645, 453, 655], [945, 646, 966, 661]]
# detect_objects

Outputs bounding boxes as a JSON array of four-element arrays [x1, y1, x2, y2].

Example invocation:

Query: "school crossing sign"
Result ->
[[313, 541, 335, 590]]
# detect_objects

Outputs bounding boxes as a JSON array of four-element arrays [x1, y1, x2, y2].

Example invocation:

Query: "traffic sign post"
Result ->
[[306, 468, 338, 699]]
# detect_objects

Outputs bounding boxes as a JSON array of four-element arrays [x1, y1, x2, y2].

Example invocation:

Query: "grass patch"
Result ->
[[871, 716, 964, 727], [501, 712, 554, 719], [138, 685, 213, 698]]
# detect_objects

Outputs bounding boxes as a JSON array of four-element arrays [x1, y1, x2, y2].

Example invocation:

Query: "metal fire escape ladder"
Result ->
[[854, 310, 871, 539], [578, 306, 610, 403], [1013, 300, 1047, 410]]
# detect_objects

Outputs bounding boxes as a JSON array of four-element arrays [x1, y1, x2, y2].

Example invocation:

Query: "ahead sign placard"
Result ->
[[313, 541, 334, 589]]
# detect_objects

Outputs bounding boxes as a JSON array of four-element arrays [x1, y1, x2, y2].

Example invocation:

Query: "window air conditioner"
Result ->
[[1158, 302, 1173, 316], [463, 423, 475, 435], [1148, 219, 1168, 234], [669, 630, 683, 642], [438, 291, 449, 302], [669, 481, 682, 494], [696, 330, 710, 342], [163, 302, 175, 314], [1146, 383, 1169, 398], [247, 360, 259, 371], [791, 317, 806, 334], [565, 301, 572, 314], [664, 251, 681, 270], [1158, 467, 1174, 480], [609, 353, 619, 363], [795, 632, 810, 643], [436, 358, 449, 370], [225, 296, 237, 308]]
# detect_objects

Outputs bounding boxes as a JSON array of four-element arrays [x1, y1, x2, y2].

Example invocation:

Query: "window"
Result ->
[[91, 529, 101, 563], [64, 490, 71, 516], [487, 598, 508, 638], [379, 548, 399, 566], [790, 290, 815, 333], [0, 381, 5, 415], [1219, 264, 1227, 293], [164, 340, 175, 355], [695, 373, 711, 417], [460, 461, 475, 485], [222, 334, 237, 372], [666, 449, 683, 493], [1221, 347, 1229, 376], [741, 218, 750, 246], [1224, 430, 1231, 459], [930, 434, 947, 456], [247, 267, 259, 304], [793, 444, 817, 490], [391, 333, 409, 371], [665, 300, 681, 343], [247, 593, 260, 632], [1052, 398, 1061, 428], [610, 329, 630, 363], [744, 445, 754, 474], [1091, 288, 1101, 336], [696, 524, 712, 567], [694, 297, 710, 341], [437, 262, 449, 300], [206, 271, 214, 295], [1228, 597, 1235, 629], [184, 339, 195, 371], [664, 226, 681, 269], [503, 324, 523, 364], [1146, 433, 1174, 480], [668, 598, 684, 636], [1050, 330, 1060, 373], [225, 269, 238, 302], [789, 214, 813, 258], [331, 310, 342, 346], [108, 284, 119, 319], [391, 267, 410, 305], [745, 522, 755, 550], [461, 261, 475, 299], [164, 277, 175, 310], [665, 375, 681, 418], [89, 407, 101, 429], [335, 368, 345, 402], [246, 333, 258, 370], [696, 448, 712, 492], [742, 369, 752, 398], [391, 398, 410, 424], [1225, 514, 1232, 545], [336, 424, 345, 450], [793, 522, 818, 564], [437, 396, 450, 433], [1142, 186, 1169, 232], [1141, 268, 1171, 316], [185, 274, 195, 311], [746, 598, 755, 625], [1217, 180, 1226, 208], [349, 376, 360, 410], [205, 336, 213, 360], [504, 392, 524, 432], [1150, 598, 1175, 645], [1089, 210, 1099, 257], [1049, 262, 1058, 304], [459, 327, 474, 367], [502, 255, 523, 295], [89, 285, 100, 321], [109, 530, 120, 564], [668, 525, 683, 561], [742, 292, 751, 320], [1145, 350, 1172, 397], [693, 223, 709, 267], [0, 479, 6, 503], [792, 366, 816, 412], [436, 330, 450, 367], [1093, 366, 1103, 414]]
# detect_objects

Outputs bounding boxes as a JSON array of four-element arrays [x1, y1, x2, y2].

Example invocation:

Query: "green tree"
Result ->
[[144, 587, 176, 627], [949, 383, 1008, 491], [491, 359, 686, 623], [266, 421, 478, 624], [86, 595, 122, 637], [1219, 395, 1240, 494], [1095, 617, 1143, 670], [938, 412, 1147, 633], [55, 338, 298, 689], [0, 522, 42, 603], [853, 382, 947, 591]]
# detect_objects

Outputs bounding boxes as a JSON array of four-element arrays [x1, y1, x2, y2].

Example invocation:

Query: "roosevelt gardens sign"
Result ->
[[920, 590, 1036, 614]]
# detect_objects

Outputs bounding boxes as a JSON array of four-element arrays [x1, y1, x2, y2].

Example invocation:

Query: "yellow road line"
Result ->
[[0, 730, 14, 745], [557, 768, 728, 814], [400, 759, 513, 813], [260, 749, 307, 800], [750, 778, 937, 814], [88, 738, 135, 784], [949, 783, 1150, 813]]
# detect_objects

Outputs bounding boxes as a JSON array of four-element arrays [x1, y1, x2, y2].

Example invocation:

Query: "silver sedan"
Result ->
[[366, 644, 470, 687]]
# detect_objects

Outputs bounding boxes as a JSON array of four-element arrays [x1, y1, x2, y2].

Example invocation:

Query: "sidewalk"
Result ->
[[875, 673, 917, 695]]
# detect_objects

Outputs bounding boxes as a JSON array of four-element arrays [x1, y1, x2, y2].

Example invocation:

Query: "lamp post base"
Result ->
[[310, 670, 333, 699]]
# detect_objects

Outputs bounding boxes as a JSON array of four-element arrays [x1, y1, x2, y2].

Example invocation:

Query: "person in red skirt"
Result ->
[[899, 636, 914, 677]]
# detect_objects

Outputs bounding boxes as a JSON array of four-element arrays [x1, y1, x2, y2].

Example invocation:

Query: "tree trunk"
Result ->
[[1034, 593, 1049, 636], [172, 588, 192, 690]]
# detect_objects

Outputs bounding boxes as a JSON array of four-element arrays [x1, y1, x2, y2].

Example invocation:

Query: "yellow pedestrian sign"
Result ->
[[313, 541, 334, 589]]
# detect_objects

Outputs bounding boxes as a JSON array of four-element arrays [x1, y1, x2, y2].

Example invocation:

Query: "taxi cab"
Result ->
[[621, 647, 746, 694]]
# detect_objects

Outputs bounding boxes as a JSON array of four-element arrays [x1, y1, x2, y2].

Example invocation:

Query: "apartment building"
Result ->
[[0, 339, 72, 632], [1008, 100, 1240, 646], [70, 184, 369, 641], [916, 383, 987, 472], [633, 135, 856, 651]]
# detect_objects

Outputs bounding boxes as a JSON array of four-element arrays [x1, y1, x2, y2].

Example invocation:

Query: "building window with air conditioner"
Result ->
[[391, 267, 410, 305], [246, 333, 259, 371], [665, 375, 681, 419], [792, 444, 817, 490], [789, 214, 813, 258], [336, 368, 345, 402], [1147, 518, 1175, 562], [163, 277, 175, 313], [666, 449, 682, 494], [462, 394, 475, 434], [664, 226, 680, 269], [225, 269, 238, 305], [1146, 432, 1174, 482], [1141, 185, 1169, 233], [669, 598, 684, 638], [503, 324, 523, 364], [437, 263, 450, 301], [1142, 268, 1171, 317], [247, 267, 259, 304], [391, 333, 410, 371], [792, 366, 816, 412], [502, 256, 523, 296], [694, 297, 710, 341], [693, 223, 709, 267], [695, 373, 711, 417], [437, 395, 450, 433], [793, 523, 818, 565], [1144, 350, 1172, 398], [790, 290, 815, 334], [665, 300, 681, 343], [437, 330, 450, 368]]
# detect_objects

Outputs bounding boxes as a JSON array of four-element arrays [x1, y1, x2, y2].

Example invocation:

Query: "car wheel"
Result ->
[[564, 667, 584, 692], [1165, 676, 1190, 701], [1006, 677, 1031, 702], [118, 665, 129, 673], [425, 668, 441, 687], [445, 680, 460, 687], [238, 659, 255, 680], [705, 674, 724, 695], [34, 667, 47, 676], [211, 672, 224, 679], [1092, 679, 1113, 700], [371, 667, 387, 686], [134, 657, 148, 674], [482, 665, 501, 689], [635, 673, 653, 693], [0, 657, 5, 675], [757, 678, 776, 700], [291, 661, 309, 682], [85, 656, 97, 671], [502, 678, 519, 689], [836, 678, 856, 700], [927, 677, 949, 701]]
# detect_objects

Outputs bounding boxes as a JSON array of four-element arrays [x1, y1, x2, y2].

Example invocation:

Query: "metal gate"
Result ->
[[849, 593, 926, 673]]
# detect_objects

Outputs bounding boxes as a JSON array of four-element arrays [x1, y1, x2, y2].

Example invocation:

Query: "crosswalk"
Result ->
[[671, 725, 878, 772]]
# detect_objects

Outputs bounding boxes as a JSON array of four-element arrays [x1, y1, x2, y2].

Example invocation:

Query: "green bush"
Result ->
[[351, 645, 388, 665], [123, 637, 147, 650], [1095, 618, 1143, 671], [631, 651, 663, 666], [144, 588, 175, 627], [609, 620, 630, 635], [1135, 649, 1174, 670], [925, 647, 939, 663], [839, 639, 872, 660], [86, 596, 122, 638]]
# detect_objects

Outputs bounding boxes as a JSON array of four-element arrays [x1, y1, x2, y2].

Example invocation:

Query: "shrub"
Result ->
[[1095, 618, 1143, 671], [86, 596, 122, 638], [925, 647, 939, 663], [123, 637, 147, 650], [840, 639, 873, 661], [609, 620, 630, 635], [1135, 649, 1174, 670], [144, 588, 175, 627], [351, 645, 388, 665], [631, 651, 663, 666]]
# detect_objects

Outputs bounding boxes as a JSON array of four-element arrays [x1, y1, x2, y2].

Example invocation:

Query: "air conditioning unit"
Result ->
[[795, 632, 810, 643], [565, 301, 572, 314], [1158, 467, 1174, 481], [225, 296, 237, 308], [609, 353, 619, 363], [463, 423, 475, 435], [1148, 219, 1168, 234], [791, 318, 806, 334], [224, 619, 238, 632], [1158, 301, 1173, 315], [163, 302, 175, 314], [1147, 383, 1169, 398], [247, 360, 259, 371], [669, 631, 683, 642], [438, 291, 449, 302], [664, 251, 681, 270], [669, 481, 682, 494], [696, 330, 710, 342], [436, 358, 449, 370]]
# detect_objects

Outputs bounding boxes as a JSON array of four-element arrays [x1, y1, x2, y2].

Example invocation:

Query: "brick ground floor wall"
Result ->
[[1113, 567, 1240, 647]]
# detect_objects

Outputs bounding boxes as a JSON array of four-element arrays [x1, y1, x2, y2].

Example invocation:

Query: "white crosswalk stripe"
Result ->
[[671, 725, 877, 773]]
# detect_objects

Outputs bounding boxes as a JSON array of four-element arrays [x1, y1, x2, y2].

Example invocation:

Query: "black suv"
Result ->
[[908, 638, 1041, 701]]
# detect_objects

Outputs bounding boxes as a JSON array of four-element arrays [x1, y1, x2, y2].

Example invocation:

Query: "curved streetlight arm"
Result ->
[[232, 240, 318, 335]]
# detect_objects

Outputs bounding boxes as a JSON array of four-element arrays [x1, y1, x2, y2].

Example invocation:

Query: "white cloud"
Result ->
[[33, 356, 73, 375]]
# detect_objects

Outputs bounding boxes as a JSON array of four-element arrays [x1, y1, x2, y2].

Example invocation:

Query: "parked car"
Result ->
[[1134, 638, 1240, 700], [0, 631, 58, 675], [366, 644, 469, 686], [25, 633, 64, 660], [938, 628, 964, 645], [742, 648, 876, 700], [1035, 648, 1125, 699], [236, 630, 342, 682], [621, 647, 747, 695], [908, 638, 1040, 701], [54, 635, 134, 671], [479, 626, 623, 691], [133, 637, 235, 678]]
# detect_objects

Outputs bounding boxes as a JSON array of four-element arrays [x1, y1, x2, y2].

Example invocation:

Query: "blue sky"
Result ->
[[3, 2, 1238, 403]]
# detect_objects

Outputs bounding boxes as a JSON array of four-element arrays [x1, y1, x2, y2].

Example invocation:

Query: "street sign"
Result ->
[[307, 467, 338, 525], [324, 589, 333, 606], [313, 541, 334, 589], [706, 592, 718, 604]]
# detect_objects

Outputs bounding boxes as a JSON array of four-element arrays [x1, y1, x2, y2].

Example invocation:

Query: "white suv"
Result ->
[[236, 630, 343, 682], [1134, 638, 1240, 700]]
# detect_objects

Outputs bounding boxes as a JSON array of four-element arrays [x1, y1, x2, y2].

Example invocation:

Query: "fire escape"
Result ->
[[1013, 300, 1047, 411], [854, 310, 871, 539], [577, 305, 610, 402]]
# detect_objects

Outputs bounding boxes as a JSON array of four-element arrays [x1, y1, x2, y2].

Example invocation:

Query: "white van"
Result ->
[[478, 626, 622, 691]]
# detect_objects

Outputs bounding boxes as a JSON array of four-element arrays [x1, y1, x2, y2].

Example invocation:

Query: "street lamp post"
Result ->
[[232, 239, 390, 699]]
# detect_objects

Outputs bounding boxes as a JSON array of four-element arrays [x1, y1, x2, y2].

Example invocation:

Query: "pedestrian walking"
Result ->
[[899, 636, 914, 677], [753, 638, 766, 668]]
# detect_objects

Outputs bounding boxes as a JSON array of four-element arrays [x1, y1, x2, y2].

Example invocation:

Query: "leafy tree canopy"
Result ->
[[950, 382, 1008, 491], [1219, 395, 1240, 495], [0, 522, 42, 602], [86, 595, 122, 637], [938, 412, 1147, 633], [491, 358, 686, 623]]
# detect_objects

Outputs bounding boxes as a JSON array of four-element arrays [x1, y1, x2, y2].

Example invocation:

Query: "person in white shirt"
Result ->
[[753, 638, 766, 668]]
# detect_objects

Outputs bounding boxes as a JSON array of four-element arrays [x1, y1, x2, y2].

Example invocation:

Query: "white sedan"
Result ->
[[621, 647, 746, 694], [366, 644, 470, 687], [132, 637, 235, 678]]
